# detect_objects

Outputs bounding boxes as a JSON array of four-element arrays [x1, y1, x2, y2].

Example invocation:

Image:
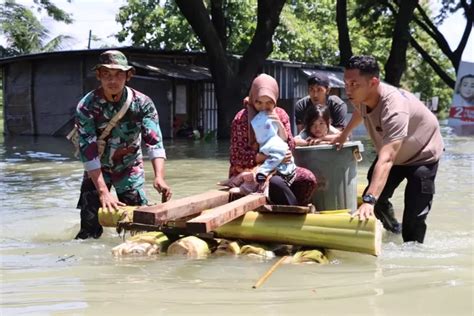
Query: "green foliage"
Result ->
[[352, 0, 455, 114], [32, 0, 73, 24], [223, 1, 258, 54], [0, 0, 72, 55], [115, 0, 456, 113], [116, 0, 202, 50], [1, 1, 47, 54], [271, 0, 340, 64], [116, 0, 259, 53]]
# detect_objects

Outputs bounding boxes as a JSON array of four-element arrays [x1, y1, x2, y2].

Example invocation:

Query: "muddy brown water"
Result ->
[[1, 128, 472, 315]]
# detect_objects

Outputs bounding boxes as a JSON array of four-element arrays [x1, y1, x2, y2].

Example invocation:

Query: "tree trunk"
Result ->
[[413, 2, 473, 75], [384, 0, 418, 87], [451, 0, 473, 73], [176, 0, 286, 139], [336, 0, 352, 66], [409, 36, 455, 89], [210, 0, 227, 50]]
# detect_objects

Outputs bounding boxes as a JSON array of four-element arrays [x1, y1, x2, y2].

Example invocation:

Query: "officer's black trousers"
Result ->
[[366, 157, 439, 243]]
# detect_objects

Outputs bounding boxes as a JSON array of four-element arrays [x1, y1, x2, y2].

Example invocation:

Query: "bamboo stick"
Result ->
[[252, 256, 288, 289]]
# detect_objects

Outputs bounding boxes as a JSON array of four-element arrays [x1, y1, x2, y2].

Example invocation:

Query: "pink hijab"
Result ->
[[244, 74, 280, 146]]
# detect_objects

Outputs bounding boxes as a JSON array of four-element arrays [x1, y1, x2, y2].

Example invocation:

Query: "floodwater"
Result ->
[[1, 127, 473, 316]]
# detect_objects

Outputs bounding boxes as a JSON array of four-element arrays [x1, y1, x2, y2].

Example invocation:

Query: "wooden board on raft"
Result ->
[[133, 190, 230, 225], [186, 194, 267, 233]]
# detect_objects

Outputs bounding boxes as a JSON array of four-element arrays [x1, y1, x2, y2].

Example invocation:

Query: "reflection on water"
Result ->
[[0, 129, 473, 315]]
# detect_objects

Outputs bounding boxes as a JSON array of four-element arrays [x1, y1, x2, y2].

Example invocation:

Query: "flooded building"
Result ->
[[0, 47, 345, 138]]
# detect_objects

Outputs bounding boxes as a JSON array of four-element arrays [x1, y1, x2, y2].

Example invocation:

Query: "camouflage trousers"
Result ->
[[75, 162, 148, 239]]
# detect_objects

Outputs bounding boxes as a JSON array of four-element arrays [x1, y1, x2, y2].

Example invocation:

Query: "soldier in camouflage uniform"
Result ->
[[75, 50, 172, 239]]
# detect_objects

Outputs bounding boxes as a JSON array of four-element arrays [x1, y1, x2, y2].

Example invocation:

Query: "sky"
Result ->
[[1, 0, 473, 62]]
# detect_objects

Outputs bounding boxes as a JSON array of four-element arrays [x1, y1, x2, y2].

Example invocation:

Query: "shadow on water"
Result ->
[[0, 128, 473, 315]]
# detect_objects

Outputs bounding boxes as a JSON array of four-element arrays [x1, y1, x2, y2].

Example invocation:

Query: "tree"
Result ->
[[410, 0, 473, 87], [384, 0, 418, 87], [0, 0, 73, 57], [116, 0, 203, 50], [352, 0, 455, 111], [117, 0, 285, 138], [31, 0, 73, 24], [176, 0, 286, 138], [116, 0, 462, 121], [336, 0, 352, 66], [270, 0, 342, 64], [352, 0, 419, 87], [354, 0, 473, 88]]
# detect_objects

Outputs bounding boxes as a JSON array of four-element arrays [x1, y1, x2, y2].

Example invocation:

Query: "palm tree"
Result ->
[[0, 0, 73, 56]]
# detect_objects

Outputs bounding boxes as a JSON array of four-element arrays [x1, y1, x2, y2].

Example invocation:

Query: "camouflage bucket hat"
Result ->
[[94, 50, 134, 72]]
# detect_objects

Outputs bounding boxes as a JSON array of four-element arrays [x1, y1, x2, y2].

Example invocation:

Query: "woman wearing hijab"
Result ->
[[228, 74, 317, 205]]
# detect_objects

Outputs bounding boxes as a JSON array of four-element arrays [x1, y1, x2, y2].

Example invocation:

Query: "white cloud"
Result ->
[[1, 0, 129, 50]]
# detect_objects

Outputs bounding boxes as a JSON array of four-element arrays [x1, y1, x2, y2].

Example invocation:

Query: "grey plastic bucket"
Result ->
[[293, 141, 364, 212]]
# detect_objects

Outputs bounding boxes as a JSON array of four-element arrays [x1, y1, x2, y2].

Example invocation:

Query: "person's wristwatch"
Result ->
[[362, 193, 377, 205]]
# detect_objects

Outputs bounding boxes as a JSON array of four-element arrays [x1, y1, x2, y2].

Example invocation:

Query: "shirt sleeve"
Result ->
[[76, 93, 101, 171], [382, 96, 409, 145], [140, 96, 166, 159], [294, 97, 307, 125], [328, 95, 348, 129]]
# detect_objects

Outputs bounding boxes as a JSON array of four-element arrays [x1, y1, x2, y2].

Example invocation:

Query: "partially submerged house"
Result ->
[[0, 47, 346, 138]]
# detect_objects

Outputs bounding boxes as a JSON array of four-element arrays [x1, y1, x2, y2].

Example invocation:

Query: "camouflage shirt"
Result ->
[[75, 86, 166, 173]]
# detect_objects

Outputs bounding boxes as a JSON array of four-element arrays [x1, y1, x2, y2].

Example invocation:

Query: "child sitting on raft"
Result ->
[[295, 105, 341, 146]]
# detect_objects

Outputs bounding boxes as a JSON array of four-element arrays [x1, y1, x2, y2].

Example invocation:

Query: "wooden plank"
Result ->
[[133, 190, 230, 225], [256, 204, 316, 214], [186, 194, 267, 233]]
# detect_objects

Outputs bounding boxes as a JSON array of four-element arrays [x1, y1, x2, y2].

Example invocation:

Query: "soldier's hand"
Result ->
[[153, 177, 172, 202], [99, 191, 125, 212]]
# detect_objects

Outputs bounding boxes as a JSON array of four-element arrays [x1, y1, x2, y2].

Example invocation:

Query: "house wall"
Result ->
[[130, 76, 172, 139], [33, 57, 84, 135], [4, 62, 34, 135], [2, 55, 174, 138], [1, 49, 346, 139]]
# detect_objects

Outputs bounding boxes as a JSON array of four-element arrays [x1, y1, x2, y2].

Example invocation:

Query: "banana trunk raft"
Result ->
[[214, 210, 381, 256], [99, 206, 381, 257]]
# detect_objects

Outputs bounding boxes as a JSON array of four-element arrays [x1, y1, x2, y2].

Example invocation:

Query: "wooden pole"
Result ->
[[252, 256, 288, 289], [87, 30, 92, 49]]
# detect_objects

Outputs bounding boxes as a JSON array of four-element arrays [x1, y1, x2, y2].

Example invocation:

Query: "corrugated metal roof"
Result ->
[[129, 61, 212, 81], [300, 68, 345, 88]]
